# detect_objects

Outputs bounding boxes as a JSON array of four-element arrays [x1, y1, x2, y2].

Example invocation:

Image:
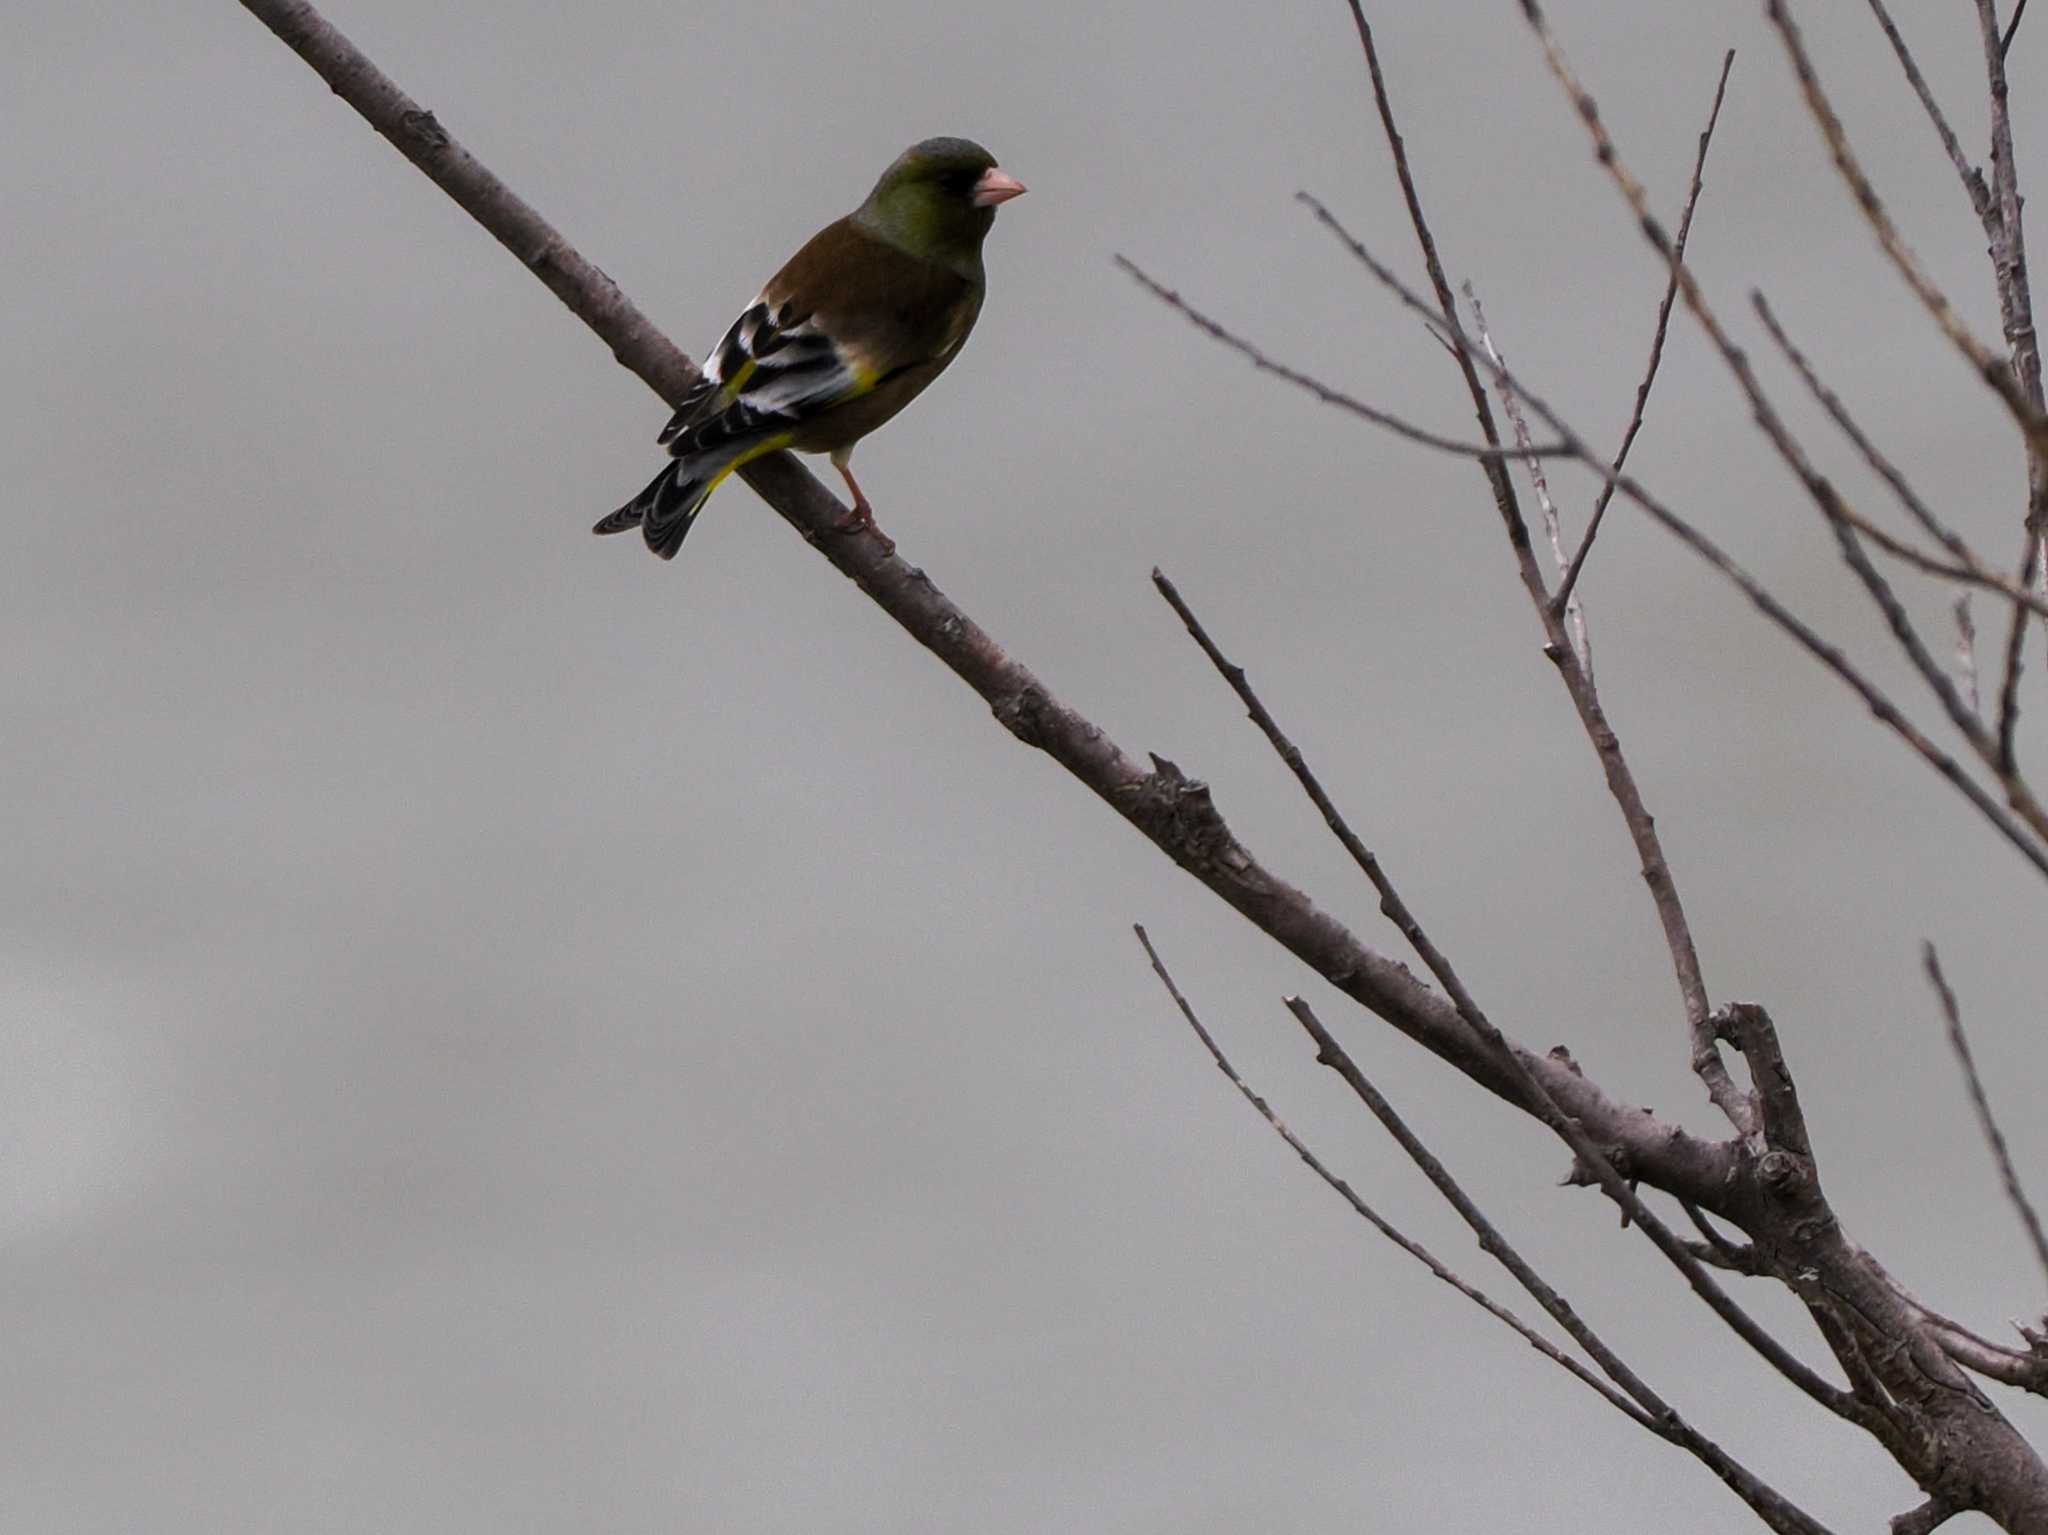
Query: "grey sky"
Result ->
[[7, 2, 2048, 1529]]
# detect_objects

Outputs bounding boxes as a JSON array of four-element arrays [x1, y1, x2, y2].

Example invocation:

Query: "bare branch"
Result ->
[[1301, 192, 1751, 1134], [238, 0, 2048, 1519], [1133, 925, 1653, 1427], [1296, 193, 2048, 884], [1332, 10, 1775, 1141], [1924, 942, 2048, 1295], [1283, 996, 1839, 1535], [2004, 0, 2033, 61], [1762, 0, 2048, 451], [1994, 535, 2041, 772], [1919, 1312, 2048, 1396], [241, 0, 1760, 1236], [1150, 569, 1494, 1028], [1681, 1202, 1770, 1276], [1747, 291, 2048, 621], [1467, 287, 1589, 671], [1864, 0, 1995, 223], [1969, 0, 2048, 780], [1751, 297, 2012, 769], [1145, 570, 1855, 1421], [1891, 1496, 1959, 1535], [1341, 0, 1529, 558], [1974, 0, 2046, 423], [1712, 1003, 1811, 1159], [1813, 506, 2048, 622], [1820, 1, 2048, 785], [1958, 596, 1984, 717], [1555, 49, 1734, 616], [1112, 258, 1569, 461], [1882, 1263, 2048, 1393], [1421, 6, 2048, 881]]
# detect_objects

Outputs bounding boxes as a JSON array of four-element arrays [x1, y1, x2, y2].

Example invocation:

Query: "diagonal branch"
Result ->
[[1151, 569, 1498, 1029], [2004, 0, 2033, 61], [1281, 995, 1837, 1535], [1970, 0, 2048, 776], [1554, 49, 1733, 616], [1864, 0, 1995, 225], [1752, 299, 2005, 759], [1891, 1496, 1959, 1535], [240, 0, 2048, 1521], [1141, 923, 1834, 1533], [1468, 287, 1589, 671], [1133, 925, 1652, 1427], [1341, 0, 1528, 550], [1972, 0, 2046, 423], [1786, 0, 2048, 781], [1924, 942, 2048, 1296], [1331, 9, 1748, 1138], [1500, 5, 2048, 871], [1111, 258, 1569, 461], [1958, 597, 1984, 718], [1146, 568, 1856, 1422], [1261, 206, 2048, 883], [1746, 293, 2048, 622], [236, 0, 1763, 1270], [1761, 1, 2048, 453]]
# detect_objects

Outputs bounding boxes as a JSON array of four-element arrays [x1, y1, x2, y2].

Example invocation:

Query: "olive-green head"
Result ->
[[853, 137, 1026, 272]]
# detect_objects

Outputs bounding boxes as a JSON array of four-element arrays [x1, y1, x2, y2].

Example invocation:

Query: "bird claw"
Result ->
[[831, 505, 896, 556]]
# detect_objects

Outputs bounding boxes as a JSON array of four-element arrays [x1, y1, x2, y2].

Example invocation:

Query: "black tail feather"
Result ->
[[593, 460, 714, 561]]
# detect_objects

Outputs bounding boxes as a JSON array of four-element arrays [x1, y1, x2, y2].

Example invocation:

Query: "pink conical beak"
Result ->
[[972, 167, 1027, 208]]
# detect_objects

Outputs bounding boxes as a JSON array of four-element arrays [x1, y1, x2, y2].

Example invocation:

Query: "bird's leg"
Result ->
[[828, 453, 895, 555]]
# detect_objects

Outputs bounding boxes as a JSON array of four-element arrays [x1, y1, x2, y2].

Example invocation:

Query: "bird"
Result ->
[[594, 136, 1026, 560]]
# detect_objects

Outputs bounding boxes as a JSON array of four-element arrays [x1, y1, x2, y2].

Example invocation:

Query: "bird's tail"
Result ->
[[593, 458, 720, 560], [592, 435, 793, 561]]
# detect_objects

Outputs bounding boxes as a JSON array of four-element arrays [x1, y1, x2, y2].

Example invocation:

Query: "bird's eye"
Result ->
[[945, 168, 980, 197]]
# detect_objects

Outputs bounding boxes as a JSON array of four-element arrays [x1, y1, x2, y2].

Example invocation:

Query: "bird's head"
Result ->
[[854, 137, 1026, 272]]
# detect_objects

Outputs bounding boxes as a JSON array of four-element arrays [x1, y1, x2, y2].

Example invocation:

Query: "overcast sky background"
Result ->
[[8, 2, 2048, 1530]]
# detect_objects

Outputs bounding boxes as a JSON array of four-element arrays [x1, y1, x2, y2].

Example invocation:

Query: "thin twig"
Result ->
[[1915, 1312, 2048, 1395], [1283, 996, 1839, 1535], [1978, 0, 2045, 418], [1864, 0, 1995, 223], [1891, 1496, 1958, 1535], [1874, 1245, 2048, 1391], [1112, 258, 1567, 462], [1341, 0, 1530, 552], [1748, 289, 2048, 621], [1995, 535, 2039, 770], [1924, 942, 2048, 1295], [1500, 7, 2048, 869], [1298, 224, 1757, 1136], [1684, 1201, 1761, 1268], [1133, 926, 1652, 1426], [1143, 565, 1860, 1424], [1554, 50, 1733, 616], [1276, 202, 2048, 884], [1751, 297, 2007, 763], [1970, 0, 2048, 775], [1339, 4, 1761, 1138], [1752, 294, 2048, 856], [1816, 0, 2048, 768], [1468, 287, 1589, 671], [2005, 0, 2033, 60], [1151, 568, 1496, 1028], [1761, 0, 2048, 453], [1823, 507, 2048, 620], [1957, 596, 1983, 717]]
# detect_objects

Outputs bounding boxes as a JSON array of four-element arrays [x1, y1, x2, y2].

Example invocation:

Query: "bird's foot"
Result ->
[[831, 504, 896, 556]]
